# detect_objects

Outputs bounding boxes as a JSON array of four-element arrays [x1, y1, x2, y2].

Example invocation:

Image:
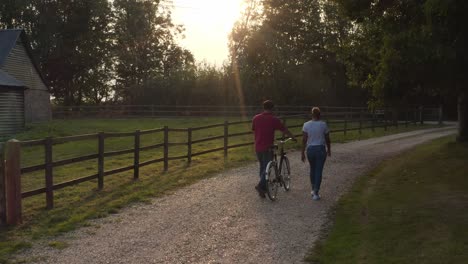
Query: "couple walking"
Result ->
[[252, 100, 331, 200]]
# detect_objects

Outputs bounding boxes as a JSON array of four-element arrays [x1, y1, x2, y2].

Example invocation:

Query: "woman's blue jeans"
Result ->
[[256, 151, 273, 190], [306, 145, 327, 194]]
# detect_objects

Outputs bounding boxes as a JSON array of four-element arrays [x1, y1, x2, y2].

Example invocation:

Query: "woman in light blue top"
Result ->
[[301, 107, 331, 200]]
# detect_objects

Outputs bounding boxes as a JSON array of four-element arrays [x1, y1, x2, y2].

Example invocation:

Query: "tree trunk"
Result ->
[[458, 90, 468, 142], [392, 106, 399, 126]]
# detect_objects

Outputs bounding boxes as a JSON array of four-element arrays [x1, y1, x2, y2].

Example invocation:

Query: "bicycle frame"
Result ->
[[264, 138, 293, 200], [271, 138, 291, 171]]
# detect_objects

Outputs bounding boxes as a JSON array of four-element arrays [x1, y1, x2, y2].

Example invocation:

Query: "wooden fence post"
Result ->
[[384, 110, 388, 131], [98, 132, 104, 190], [0, 143, 6, 225], [187, 128, 192, 164], [359, 111, 362, 134], [438, 105, 443, 126], [344, 113, 347, 135], [134, 130, 140, 180], [282, 118, 287, 139], [164, 126, 169, 172], [395, 109, 399, 129], [224, 121, 228, 158], [45, 137, 53, 209], [371, 111, 375, 132], [405, 109, 409, 128], [5, 140, 22, 225], [419, 106, 424, 125]]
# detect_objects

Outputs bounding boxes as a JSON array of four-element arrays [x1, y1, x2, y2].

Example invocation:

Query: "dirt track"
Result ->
[[15, 126, 456, 264]]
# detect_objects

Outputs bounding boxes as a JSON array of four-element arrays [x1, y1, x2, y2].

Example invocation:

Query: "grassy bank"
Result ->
[[306, 136, 468, 264], [0, 118, 440, 263]]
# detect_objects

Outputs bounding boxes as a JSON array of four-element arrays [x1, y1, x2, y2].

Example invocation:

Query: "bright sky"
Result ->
[[169, 0, 244, 66]]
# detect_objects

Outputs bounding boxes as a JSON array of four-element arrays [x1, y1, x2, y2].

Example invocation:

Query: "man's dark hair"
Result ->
[[263, 100, 274, 110]]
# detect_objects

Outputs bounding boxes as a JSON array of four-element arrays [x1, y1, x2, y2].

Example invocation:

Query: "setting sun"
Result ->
[[170, 0, 244, 65]]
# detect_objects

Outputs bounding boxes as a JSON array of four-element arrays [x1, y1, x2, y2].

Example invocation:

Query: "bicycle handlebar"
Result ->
[[278, 137, 295, 144]]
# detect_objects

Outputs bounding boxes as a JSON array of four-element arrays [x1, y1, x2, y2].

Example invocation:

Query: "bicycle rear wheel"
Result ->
[[280, 156, 291, 191], [265, 161, 278, 201]]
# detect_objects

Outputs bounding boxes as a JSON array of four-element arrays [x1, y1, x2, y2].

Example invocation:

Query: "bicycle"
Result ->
[[265, 138, 293, 201]]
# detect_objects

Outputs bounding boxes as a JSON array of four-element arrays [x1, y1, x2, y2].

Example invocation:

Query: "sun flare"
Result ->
[[171, 0, 244, 65]]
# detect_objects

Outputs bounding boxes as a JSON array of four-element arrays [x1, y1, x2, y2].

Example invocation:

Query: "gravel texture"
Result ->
[[14, 127, 456, 264]]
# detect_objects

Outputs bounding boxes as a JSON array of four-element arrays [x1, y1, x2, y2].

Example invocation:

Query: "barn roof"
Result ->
[[0, 29, 22, 67], [0, 69, 25, 88], [0, 29, 48, 89]]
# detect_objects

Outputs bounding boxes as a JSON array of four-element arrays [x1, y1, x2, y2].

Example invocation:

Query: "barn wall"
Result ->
[[1, 40, 51, 122], [24, 88, 51, 122], [0, 87, 24, 135]]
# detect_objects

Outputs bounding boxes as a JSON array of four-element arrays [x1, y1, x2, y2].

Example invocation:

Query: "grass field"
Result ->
[[0, 117, 440, 263], [306, 136, 468, 264]]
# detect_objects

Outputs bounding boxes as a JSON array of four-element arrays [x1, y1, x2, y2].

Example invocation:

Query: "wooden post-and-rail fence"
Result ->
[[0, 108, 439, 225], [0, 141, 22, 225]]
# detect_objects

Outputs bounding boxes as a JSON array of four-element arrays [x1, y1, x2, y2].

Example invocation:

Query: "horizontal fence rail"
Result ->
[[52, 105, 377, 119], [0, 106, 443, 224], [52, 104, 444, 124]]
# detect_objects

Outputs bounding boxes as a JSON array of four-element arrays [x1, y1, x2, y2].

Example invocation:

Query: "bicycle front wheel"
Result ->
[[265, 161, 278, 201], [280, 156, 291, 191]]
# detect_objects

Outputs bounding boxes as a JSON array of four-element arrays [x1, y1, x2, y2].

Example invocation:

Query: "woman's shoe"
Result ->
[[312, 194, 320, 201]]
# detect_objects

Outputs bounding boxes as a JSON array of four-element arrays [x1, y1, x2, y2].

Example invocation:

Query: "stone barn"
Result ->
[[0, 29, 51, 135]]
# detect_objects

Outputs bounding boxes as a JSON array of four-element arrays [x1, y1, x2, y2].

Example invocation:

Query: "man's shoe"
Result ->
[[255, 185, 266, 198]]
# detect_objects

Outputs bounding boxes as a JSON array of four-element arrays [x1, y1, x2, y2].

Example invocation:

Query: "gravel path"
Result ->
[[15, 127, 456, 264]]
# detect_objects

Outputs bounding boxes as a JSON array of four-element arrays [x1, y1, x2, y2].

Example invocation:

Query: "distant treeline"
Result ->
[[1, 0, 459, 115], [0, 0, 365, 107]]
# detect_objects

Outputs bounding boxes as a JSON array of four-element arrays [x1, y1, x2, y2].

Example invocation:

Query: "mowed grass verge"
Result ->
[[306, 136, 468, 264], [0, 118, 440, 263]]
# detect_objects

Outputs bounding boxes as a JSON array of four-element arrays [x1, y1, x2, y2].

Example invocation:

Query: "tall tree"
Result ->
[[424, 0, 468, 141], [43, 0, 114, 105], [1, 0, 114, 105], [0, 0, 35, 29], [230, 0, 360, 106], [335, 0, 468, 141], [113, 0, 194, 105]]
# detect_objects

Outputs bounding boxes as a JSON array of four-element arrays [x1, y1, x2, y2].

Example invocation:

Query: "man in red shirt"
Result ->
[[252, 100, 296, 197]]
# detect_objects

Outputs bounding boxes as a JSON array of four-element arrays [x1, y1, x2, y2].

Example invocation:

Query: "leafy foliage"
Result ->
[[334, 0, 468, 139], [112, 0, 195, 105], [229, 0, 367, 106], [1, 0, 114, 105], [0, 0, 197, 105]]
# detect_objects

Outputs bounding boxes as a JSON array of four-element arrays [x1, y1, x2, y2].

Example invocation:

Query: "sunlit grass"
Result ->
[[0, 117, 439, 263], [306, 136, 468, 264]]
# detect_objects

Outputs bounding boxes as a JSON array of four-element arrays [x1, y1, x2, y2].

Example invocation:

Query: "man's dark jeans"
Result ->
[[256, 150, 273, 190]]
